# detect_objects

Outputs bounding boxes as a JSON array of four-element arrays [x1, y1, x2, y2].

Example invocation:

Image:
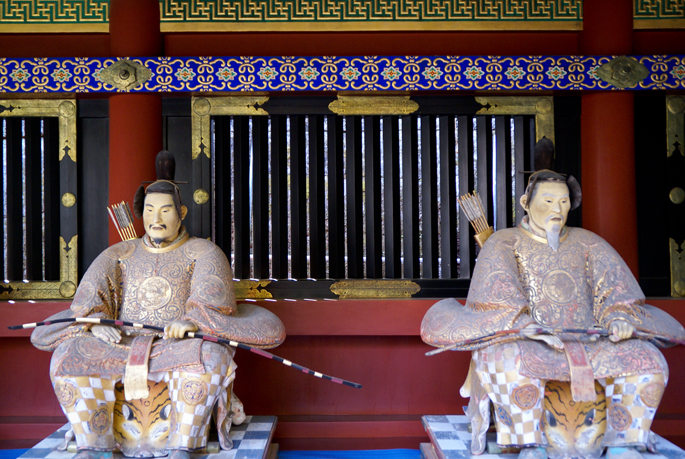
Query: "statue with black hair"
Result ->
[[421, 141, 685, 459], [32, 151, 285, 459]]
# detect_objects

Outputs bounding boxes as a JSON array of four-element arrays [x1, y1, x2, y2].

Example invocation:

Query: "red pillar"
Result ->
[[580, 0, 638, 276], [108, 0, 162, 245]]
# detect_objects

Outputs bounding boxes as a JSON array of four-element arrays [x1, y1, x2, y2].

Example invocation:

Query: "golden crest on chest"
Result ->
[[119, 246, 194, 326]]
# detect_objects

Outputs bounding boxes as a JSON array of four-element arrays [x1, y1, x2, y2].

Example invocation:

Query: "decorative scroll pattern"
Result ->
[[160, 0, 581, 23], [1, 55, 684, 93]]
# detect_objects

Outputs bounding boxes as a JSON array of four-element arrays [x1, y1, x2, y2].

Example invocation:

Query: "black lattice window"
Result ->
[[211, 109, 539, 281], [1, 117, 61, 283]]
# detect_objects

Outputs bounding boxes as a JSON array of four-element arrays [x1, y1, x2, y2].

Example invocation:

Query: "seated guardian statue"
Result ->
[[421, 169, 685, 459], [32, 151, 285, 459]]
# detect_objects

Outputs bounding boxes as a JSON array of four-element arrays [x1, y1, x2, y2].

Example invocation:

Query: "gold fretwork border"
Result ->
[[0, 99, 78, 299], [3, 0, 684, 34], [161, 20, 582, 33]]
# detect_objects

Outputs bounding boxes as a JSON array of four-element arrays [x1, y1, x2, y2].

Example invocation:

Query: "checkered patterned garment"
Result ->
[[603, 374, 667, 448], [19, 416, 276, 459], [474, 344, 546, 447], [421, 415, 685, 459]]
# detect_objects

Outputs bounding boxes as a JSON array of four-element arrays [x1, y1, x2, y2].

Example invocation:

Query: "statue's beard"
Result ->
[[149, 224, 169, 246], [546, 218, 562, 251]]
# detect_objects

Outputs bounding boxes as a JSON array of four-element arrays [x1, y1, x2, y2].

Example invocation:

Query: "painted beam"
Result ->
[[0, 55, 683, 93]]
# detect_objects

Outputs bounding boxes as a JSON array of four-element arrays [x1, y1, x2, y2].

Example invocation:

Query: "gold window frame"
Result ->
[[0, 99, 78, 299]]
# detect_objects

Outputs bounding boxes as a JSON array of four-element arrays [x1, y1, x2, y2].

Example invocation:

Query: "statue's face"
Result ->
[[526, 181, 571, 235], [143, 192, 182, 245]]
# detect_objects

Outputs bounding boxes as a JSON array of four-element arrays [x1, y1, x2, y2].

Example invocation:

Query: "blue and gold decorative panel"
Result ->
[[159, 0, 582, 32], [634, 0, 685, 30], [1, 55, 684, 93], [0, 0, 109, 32]]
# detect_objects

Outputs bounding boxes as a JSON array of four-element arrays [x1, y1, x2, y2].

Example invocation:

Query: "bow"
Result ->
[[425, 327, 684, 356], [10, 317, 362, 389]]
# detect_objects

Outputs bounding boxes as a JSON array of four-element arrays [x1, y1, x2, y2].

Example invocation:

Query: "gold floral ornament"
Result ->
[[100, 59, 152, 91], [54, 381, 77, 407], [330, 279, 420, 298], [596, 56, 649, 89], [235, 280, 272, 299], [89, 406, 111, 434], [181, 377, 208, 406], [329, 96, 418, 115]]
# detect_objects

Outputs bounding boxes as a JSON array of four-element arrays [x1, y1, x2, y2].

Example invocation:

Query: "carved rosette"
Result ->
[[100, 59, 152, 91], [596, 56, 649, 89]]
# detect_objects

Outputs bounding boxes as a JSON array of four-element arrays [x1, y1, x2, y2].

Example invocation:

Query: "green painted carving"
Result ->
[[0, 0, 109, 24], [634, 0, 685, 19], [160, 0, 582, 23]]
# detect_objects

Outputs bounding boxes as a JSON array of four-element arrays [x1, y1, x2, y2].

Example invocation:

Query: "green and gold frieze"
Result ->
[[0, 0, 109, 33], [634, 0, 685, 30], [0, 1, 682, 35], [159, 0, 582, 31]]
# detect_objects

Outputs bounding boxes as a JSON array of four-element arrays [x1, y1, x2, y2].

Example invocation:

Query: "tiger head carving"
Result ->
[[114, 381, 171, 457], [543, 380, 607, 459]]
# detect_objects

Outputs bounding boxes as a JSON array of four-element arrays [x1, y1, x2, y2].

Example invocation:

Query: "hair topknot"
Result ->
[[155, 150, 176, 181]]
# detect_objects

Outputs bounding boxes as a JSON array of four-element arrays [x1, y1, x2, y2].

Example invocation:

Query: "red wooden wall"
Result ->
[[2, 299, 685, 450]]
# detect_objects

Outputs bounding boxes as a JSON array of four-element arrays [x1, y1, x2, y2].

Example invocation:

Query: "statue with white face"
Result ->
[[143, 192, 187, 247], [520, 181, 571, 252], [422, 170, 684, 459], [34, 151, 285, 459]]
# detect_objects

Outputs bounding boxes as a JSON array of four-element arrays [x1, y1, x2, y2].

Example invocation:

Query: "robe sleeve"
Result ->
[[31, 241, 128, 351], [421, 229, 535, 349], [587, 232, 685, 341], [183, 239, 237, 328], [586, 233, 646, 329], [182, 239, 286, 348]]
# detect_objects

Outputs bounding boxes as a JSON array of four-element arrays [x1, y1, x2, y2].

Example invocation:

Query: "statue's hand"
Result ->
[[91, 324, 122, 343], [521, 323, 564, 351], [164, 320, 198, 339], [609, 320, 635, 342]]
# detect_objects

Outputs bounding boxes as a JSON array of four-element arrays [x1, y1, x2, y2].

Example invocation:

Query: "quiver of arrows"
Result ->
[[458, 192, 493, 248]]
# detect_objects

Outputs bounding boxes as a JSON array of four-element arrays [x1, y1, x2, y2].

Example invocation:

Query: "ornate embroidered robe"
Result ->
[[33, 235, 285, 377], [421, 225, 684, 380]]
